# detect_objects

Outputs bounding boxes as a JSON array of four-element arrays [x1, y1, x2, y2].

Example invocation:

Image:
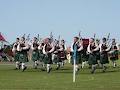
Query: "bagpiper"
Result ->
[[109, 39, 119, 68], [12, 38, 21, 70], [99, 37, 111, 72], [43, 38, 55, 73], [31, 37, 39, 69], [87, 38, 99, 74], [95, 39, 101, 68], [17, 37, 30, 72], [71, 37, 83, 72], [38, 41, 45, 69], [53, 39, 66, 70], [52, 39, 61, 70], [57, 39, 66, 68]]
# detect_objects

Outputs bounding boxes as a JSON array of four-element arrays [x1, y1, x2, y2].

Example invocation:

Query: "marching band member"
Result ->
[[87, 38, 99, 74], [109, 39, 119, 68], [31, 37, 39, 69], [17, 37, 30, 72], [43, 38, 55, 73], [53, 39, 66, 70], [52, 40, 61, 70], [38, 41, 45, 69], [71, 37, 83, 73], [99, 37, 111, 72], [57, 39, 66, 68], [12, 38, 21, 70], [95, 39, 101, 68]]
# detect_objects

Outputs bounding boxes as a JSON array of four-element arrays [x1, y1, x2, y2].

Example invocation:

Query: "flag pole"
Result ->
[[73, 44, 77, 83]]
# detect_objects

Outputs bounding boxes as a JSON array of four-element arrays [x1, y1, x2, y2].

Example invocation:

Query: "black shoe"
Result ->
[[22, 67, 27, 72], [18, 65, 21, 70], [89, 66, 92, 69], [34, 66, 37, 69], [91, 68, 95, 74], [14, 68, 18, 70], [102, 70, 105, 73], [102, 66, 107, 73], [41, 68, 45, 71], [56, 65, 60, 70], [91, 70, 94, 74]]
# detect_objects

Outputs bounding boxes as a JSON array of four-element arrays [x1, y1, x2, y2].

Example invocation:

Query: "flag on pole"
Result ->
[[73, 44, 77, 83]]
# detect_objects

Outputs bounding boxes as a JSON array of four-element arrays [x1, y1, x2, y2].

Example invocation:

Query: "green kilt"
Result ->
[[32, 50, 39, 62], [100, 51, 109, 64], [14, 52, 20, 62], [95, 51, 100, 60], [71, 52, 81, 65], [81, 53, 89, 62], [88, 53, 97, 65], [18, 51, 28, 63], [110, 50, 119, 61], [39, 50, 44, 62], [81, 50, 89, 62], [43, 53, 52, 64]]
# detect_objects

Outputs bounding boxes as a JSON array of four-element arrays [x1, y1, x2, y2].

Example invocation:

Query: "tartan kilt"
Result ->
[[95, 51, 100, 60], [81, 53, 89, 62], [39, 50, 44, 62], [110, 50, 119, 61], [100, 52, 109, 64], [71, 52, 82, 65], [43, 53, 52, 64], [32, 50, 39, 62], [14, 52, 20, 62], [88, 53, 97, 65], [18, 52, 28, 63], [81, 50, 89, 62]]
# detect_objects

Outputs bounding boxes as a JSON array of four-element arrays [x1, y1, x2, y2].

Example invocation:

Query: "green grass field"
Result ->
[[0, 60, 120, 90]]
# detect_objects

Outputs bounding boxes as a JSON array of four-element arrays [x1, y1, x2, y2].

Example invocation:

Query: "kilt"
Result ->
[[14, 52, 20, 62], [32, 50, 39, 62], [110, 50, 119, 61], [95, 51, 100, 60], [88, 53, 97, 65], [81, 53, 89, 62], [43, 53, 52, 64], [81, 50, 89, 62], [100, 51, 109, 64], [18, 51, 28, 63], [39, 50, 44, 62]]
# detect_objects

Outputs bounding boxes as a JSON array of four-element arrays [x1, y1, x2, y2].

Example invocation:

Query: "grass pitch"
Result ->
[[0, 60, 120, 90]]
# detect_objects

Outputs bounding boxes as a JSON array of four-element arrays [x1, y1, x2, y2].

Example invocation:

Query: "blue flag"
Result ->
[[73, 44, 77, 61]]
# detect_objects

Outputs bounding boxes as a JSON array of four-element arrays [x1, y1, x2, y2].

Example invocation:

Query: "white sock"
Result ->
[[21, 63, 25, 70], [113, 62, 116, 67], [16, 61, 20, 69], [42, 63, 45, 68], [82, 62, 86, 68], [75, 65, 79, 72], [61, 61, 64, 67], [57, 63, 60, 67], [47, 64, 51, 71], [35, 61, 38, 67]]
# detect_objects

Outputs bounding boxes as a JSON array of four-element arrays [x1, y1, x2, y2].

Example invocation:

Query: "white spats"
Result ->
[[16, 61, 20, 69], [21, 63, 25, 70]]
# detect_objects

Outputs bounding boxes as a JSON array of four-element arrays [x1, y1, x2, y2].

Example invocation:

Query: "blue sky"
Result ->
[[0, 0, 120, 45]]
